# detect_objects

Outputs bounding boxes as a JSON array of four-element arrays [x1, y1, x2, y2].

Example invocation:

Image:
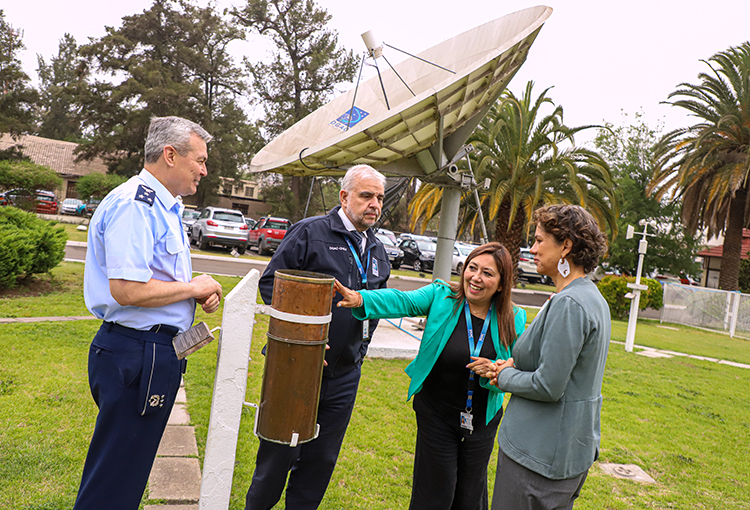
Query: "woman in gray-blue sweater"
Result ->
[[490, 205, 610, 509]]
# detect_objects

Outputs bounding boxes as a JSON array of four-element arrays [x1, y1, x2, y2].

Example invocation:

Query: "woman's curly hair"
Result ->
[[532, 205, 608, 273]]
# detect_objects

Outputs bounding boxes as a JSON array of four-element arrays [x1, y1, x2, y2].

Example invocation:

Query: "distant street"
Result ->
[[65, 241, 554, 308]]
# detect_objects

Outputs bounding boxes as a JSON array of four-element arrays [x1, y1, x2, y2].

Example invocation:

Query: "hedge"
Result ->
[[597, 275, 663, 320], [0, 207, 67, 289]]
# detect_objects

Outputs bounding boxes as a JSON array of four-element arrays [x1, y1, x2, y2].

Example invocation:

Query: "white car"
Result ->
[[60, 198, 84, 215], [452, 243, 477, 274]]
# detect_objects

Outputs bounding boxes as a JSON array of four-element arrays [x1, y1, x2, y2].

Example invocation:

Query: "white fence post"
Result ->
[[730, 291, 740, 338], [199, 269, 260, 509]]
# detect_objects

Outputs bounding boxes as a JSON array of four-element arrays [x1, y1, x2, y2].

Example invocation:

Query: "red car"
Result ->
[[247, 216, 292, 255], [0, 189, 58, 214]]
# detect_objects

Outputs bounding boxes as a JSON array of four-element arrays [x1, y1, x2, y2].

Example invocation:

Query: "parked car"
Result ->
[[244, 217, 257, 230], [61, 198, 84, 215], [83, 198, 101, 216], [375, 233, 404, 269], [518, 248, 551, 285], [398, 237, 436, 272], [452, 243, 477, 274], [190, 206, 249, 254], [375, 228, 397, 245], [0, 189, 59, 214], [247, 216, 292, 255], [181, 208, 201, 237]]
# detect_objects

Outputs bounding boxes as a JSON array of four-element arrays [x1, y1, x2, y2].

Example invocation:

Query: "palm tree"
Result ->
[[409, 81, 618, 277], [649, 43, 750, 291]]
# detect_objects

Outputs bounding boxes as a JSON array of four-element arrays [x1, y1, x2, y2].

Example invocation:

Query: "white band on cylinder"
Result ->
[[257, 305, 332, 325]]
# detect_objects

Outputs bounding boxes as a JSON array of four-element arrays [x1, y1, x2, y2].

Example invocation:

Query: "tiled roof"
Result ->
[[697, 228, 750, 259], [0, 134, 108, 177]]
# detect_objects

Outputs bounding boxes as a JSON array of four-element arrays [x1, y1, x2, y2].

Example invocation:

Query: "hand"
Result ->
[[198, 292, 221, 314], [489, 358, 515, 387], [467, 356, 497, 379], [191, 274, 223, 304], [333, 279, 362, 308]]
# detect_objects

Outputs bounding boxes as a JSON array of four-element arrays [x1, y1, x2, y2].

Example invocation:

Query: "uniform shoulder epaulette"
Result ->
[[134, 184, 155, 206]]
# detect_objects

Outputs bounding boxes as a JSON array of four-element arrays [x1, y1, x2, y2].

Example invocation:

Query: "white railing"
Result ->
[[199, 269, 260, 509], [661, 282, 750, 339]]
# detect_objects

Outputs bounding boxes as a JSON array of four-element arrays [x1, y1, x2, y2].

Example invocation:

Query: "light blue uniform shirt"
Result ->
[[84, 169, 196, 333]]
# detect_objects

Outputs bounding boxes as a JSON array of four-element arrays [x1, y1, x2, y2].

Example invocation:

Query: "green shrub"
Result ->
[[643, 277, 664, 310], [597, 275, 663, 320], [0, 207, 67, 289]]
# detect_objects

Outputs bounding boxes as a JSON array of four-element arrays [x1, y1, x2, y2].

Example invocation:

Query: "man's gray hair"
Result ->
[[341, 164, 386, 192], [144, 116, 213, 164]]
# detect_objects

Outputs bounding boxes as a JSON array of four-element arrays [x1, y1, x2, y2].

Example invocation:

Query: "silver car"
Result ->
[[60, 198, 84, 215], [452, 243, 477, 274], [181, 208, 201, 237], [190, 206, 248, 254]]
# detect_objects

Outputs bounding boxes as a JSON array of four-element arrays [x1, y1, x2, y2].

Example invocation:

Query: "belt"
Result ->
[[102, 321, 179, 347]]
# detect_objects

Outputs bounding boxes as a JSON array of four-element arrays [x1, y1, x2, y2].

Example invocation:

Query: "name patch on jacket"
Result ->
[[135, 184, 155, 206], [329, 245, 347, 251]]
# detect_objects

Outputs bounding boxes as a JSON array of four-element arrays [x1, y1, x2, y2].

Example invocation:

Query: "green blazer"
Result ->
[[353, 280, 526, 424]]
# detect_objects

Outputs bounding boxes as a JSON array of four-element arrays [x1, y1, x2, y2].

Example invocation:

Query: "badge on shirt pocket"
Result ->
[[372, 258, 379, 277]]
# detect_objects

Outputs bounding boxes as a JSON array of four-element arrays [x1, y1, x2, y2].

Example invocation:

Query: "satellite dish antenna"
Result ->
[[251, 5, 553, 281]]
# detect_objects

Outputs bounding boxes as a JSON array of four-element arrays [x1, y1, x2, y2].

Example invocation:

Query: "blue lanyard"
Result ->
[[345, 237, 371, 288], [464, 300, 492, 412]]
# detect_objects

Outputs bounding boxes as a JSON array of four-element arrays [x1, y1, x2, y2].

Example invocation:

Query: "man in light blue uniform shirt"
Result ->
[[74, 116, 223, 510]]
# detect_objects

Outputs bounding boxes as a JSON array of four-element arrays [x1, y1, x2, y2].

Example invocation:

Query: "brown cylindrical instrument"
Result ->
[[256, 269, 334, 446]]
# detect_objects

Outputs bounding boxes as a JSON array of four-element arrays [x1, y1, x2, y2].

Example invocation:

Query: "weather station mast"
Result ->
[[624, 219, 657, 352]]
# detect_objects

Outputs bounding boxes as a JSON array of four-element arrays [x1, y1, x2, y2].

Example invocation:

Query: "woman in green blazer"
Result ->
[[335, 242, 526, 510], [490, 205, 610, 510]]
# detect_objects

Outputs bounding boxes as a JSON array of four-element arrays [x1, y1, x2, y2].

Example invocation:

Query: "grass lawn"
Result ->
[[1, 263, 748, 509]]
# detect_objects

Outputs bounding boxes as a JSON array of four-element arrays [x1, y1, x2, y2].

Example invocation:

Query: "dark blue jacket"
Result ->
[[259, 206, 390, 378]]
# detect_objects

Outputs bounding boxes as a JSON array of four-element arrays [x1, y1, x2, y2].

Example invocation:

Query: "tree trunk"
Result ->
[[718, 185, 748, 291], [291, 176, 302, 221], [494, 199, 526, 284]]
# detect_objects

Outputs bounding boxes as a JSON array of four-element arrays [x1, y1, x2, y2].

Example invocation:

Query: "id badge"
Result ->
[[362, 319, 369, 339], [460, 411, 474, 432]]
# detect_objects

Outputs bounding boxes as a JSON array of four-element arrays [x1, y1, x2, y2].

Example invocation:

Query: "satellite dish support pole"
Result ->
[[434, 185, 461, 282], [465, 154, 489, 244], [429, 119, 459, 282]]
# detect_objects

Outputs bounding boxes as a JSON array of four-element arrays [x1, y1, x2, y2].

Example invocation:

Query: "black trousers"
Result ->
[[245, 364, 362, 510], [491, 449, 588, 510], [409, 392, 502, 510], [74, 322, 183, 510]]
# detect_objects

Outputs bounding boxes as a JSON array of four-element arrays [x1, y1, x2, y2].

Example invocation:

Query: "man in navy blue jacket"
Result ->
[[245, 164, 391, 510]]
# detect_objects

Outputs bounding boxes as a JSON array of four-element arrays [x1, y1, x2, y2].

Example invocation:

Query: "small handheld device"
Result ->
[[172, 321, 215, 359]]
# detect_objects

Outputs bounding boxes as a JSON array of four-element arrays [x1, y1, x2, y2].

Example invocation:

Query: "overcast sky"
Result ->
[[5, 0, 750, 141]]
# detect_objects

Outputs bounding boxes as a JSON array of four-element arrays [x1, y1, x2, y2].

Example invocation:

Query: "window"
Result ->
[[232, 203, 249, 215], [244, 186, 255, 198]]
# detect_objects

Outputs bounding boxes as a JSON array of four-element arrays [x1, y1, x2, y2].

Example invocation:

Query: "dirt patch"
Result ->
[[0, 276, 60, 299]]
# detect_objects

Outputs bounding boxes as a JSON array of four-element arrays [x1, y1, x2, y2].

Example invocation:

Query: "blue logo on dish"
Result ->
[[331, 107, 369, 131]]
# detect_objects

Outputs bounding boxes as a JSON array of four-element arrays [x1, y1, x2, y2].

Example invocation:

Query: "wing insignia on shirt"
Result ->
[[135, 184, 155, 206]]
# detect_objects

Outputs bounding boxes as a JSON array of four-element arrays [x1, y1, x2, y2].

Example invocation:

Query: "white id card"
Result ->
[[460, 411, 474, 432], [362, 319, 369, 339]]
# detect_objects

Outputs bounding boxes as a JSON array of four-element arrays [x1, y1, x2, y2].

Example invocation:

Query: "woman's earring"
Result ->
[[558, 257, 570, 278]]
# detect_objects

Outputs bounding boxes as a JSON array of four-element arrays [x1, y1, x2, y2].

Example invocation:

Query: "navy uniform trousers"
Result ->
[[245, 364, 362, 510], [74, 322, 184, 510]]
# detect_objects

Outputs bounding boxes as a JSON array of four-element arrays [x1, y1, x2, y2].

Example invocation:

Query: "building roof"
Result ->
[[697, 229, 750, 259], [0, 134, 108, 177]]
